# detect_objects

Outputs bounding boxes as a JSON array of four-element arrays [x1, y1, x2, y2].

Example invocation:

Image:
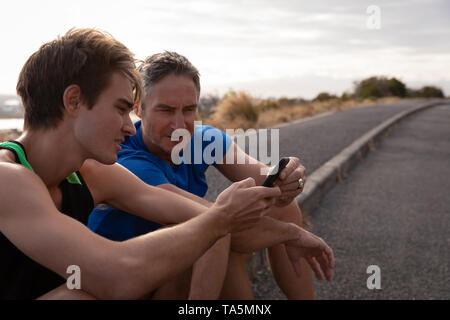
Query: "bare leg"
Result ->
[[189, 234, 230, 299], [226, 200, 315, 300], [150, 267, 192, 300], [267, 201, 315, 299], [37, 285, 97, 300], [220, 251, 254, 300]]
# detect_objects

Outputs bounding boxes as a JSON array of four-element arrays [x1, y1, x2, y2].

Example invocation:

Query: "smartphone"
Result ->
[[262, 157, 290, 187]]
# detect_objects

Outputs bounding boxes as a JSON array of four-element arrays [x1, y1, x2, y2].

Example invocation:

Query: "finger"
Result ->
[[278, 174, 307, 190], [317, 251, 333, 281], [325, 245, 335, 269], [317, 240, 335, 269], [245, 185, 282, 200], [236, 177, 256, 188], [278, 157, 299, 181], [265, 196, 277, 208], [306, 256, 324, 281], [277, 167, 306, 187], [258, 206, 273, 217]]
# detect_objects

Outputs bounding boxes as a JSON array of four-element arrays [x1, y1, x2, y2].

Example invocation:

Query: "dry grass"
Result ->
[[204, 93, 405, 130], [206, 91, 259, 130], [0, 129, 20, 141]]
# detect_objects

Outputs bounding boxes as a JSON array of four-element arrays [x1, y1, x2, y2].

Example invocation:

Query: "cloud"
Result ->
[[1, 0, 448, 98]]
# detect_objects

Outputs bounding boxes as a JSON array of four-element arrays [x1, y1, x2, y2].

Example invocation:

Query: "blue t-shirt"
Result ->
[[88, 120, 233, 241]]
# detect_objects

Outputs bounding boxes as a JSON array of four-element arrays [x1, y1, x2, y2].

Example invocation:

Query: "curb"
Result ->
[[296, 99, 448, 218], [248, 99, 448, 280]]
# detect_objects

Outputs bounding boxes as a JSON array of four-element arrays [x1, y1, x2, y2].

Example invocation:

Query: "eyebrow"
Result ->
[[156, 104, 197, 109], [117, 98, 134, 110]]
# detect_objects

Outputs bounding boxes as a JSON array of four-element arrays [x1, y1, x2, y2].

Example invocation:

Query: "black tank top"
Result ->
[[0, 141, 94, 299]]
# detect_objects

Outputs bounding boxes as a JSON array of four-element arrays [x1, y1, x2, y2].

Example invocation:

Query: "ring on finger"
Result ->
[[297, 178, 304, 190]]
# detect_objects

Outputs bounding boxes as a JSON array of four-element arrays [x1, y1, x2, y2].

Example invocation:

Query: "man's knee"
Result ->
[[267, 200, 303, 226]]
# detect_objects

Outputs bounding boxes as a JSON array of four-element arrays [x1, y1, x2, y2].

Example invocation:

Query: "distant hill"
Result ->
[[0, 94, 24, 118]]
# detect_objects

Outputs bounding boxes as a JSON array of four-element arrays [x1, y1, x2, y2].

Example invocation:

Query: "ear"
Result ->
[[134, 103, 142, 118], [63, 84, 82, 117]]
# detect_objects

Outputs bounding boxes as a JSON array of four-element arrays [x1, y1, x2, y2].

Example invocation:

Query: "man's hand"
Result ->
[[213, 177, 281, 234], [272, 157, 306, 207], [284, 227, 335, 281]]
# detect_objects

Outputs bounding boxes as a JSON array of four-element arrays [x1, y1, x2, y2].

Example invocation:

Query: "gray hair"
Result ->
[[137, 51, 200, 109]]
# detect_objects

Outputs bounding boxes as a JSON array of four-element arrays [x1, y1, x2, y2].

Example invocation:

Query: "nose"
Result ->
[[123, 113, 136, 136], [171, 111, 186, 130]]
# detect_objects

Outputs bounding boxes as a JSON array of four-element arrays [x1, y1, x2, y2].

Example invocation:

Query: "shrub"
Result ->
[[313, 92, 338, 102], [417, 86, 444, 98], [208, 91, 259, 129], [354, 76, 407, 99], [259, 99, 280, 111], [387, 78, 407, 97], [340, 92, 353, 101]]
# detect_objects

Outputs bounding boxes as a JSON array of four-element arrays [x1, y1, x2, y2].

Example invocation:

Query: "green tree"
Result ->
[[417, 86, 444, 98]]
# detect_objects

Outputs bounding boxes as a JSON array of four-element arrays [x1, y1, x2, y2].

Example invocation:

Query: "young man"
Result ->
[[88, 51, 334, 299], [0, 28, 335, 300]]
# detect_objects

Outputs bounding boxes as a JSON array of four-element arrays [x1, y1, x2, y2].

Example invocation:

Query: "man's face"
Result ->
[[74, 71, 136, 164], [137, 73, 198, 162]]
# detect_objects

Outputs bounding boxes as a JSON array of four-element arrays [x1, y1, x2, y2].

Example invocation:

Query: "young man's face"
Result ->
[[137, 73, 198, 163], [74, 72, 136, 164]]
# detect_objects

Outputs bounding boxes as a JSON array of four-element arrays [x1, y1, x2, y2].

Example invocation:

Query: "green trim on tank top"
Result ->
[[0, 141, 82, 185]]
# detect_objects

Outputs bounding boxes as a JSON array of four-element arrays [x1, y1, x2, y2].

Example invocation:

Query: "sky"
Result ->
[[0, 0, 449, 100]]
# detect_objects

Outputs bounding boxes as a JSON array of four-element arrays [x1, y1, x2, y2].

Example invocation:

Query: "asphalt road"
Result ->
[[204, 99, 429, 201], [311, 103, 450, 300], [201, 99, 449, 299]]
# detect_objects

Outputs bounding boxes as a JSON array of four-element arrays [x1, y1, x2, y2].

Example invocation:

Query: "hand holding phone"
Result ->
[[262, 157, 290, 187]]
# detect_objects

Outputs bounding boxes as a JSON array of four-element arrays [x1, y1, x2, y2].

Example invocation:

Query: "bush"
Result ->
[[354, 76, 407, 99], [387, 78, 407, 97], [340, 92, 353, 101], [210, 90, 259, 125], [414, 86, 444, 98], [259, 99, 280, 111], [277, 96, 307, 107], [313, 92, 338, 102]]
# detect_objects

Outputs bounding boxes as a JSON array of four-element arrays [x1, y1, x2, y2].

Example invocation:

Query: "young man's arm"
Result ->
[[158, 183, 305, 252], [80, 160, 210, 224], [0, 163, 282, 299]]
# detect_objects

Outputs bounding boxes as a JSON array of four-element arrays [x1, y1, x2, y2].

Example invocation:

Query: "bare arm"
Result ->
[[216, 142, 269, 185], [0, 164, 281, 299], [80, 160, 209, 224], [217, 142, 307, 207], [156, 184, 228, 300], [158, 183, 302, 253]]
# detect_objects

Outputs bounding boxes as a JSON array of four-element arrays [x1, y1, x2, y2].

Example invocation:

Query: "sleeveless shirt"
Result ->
[[0, 141, 94, 299]]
